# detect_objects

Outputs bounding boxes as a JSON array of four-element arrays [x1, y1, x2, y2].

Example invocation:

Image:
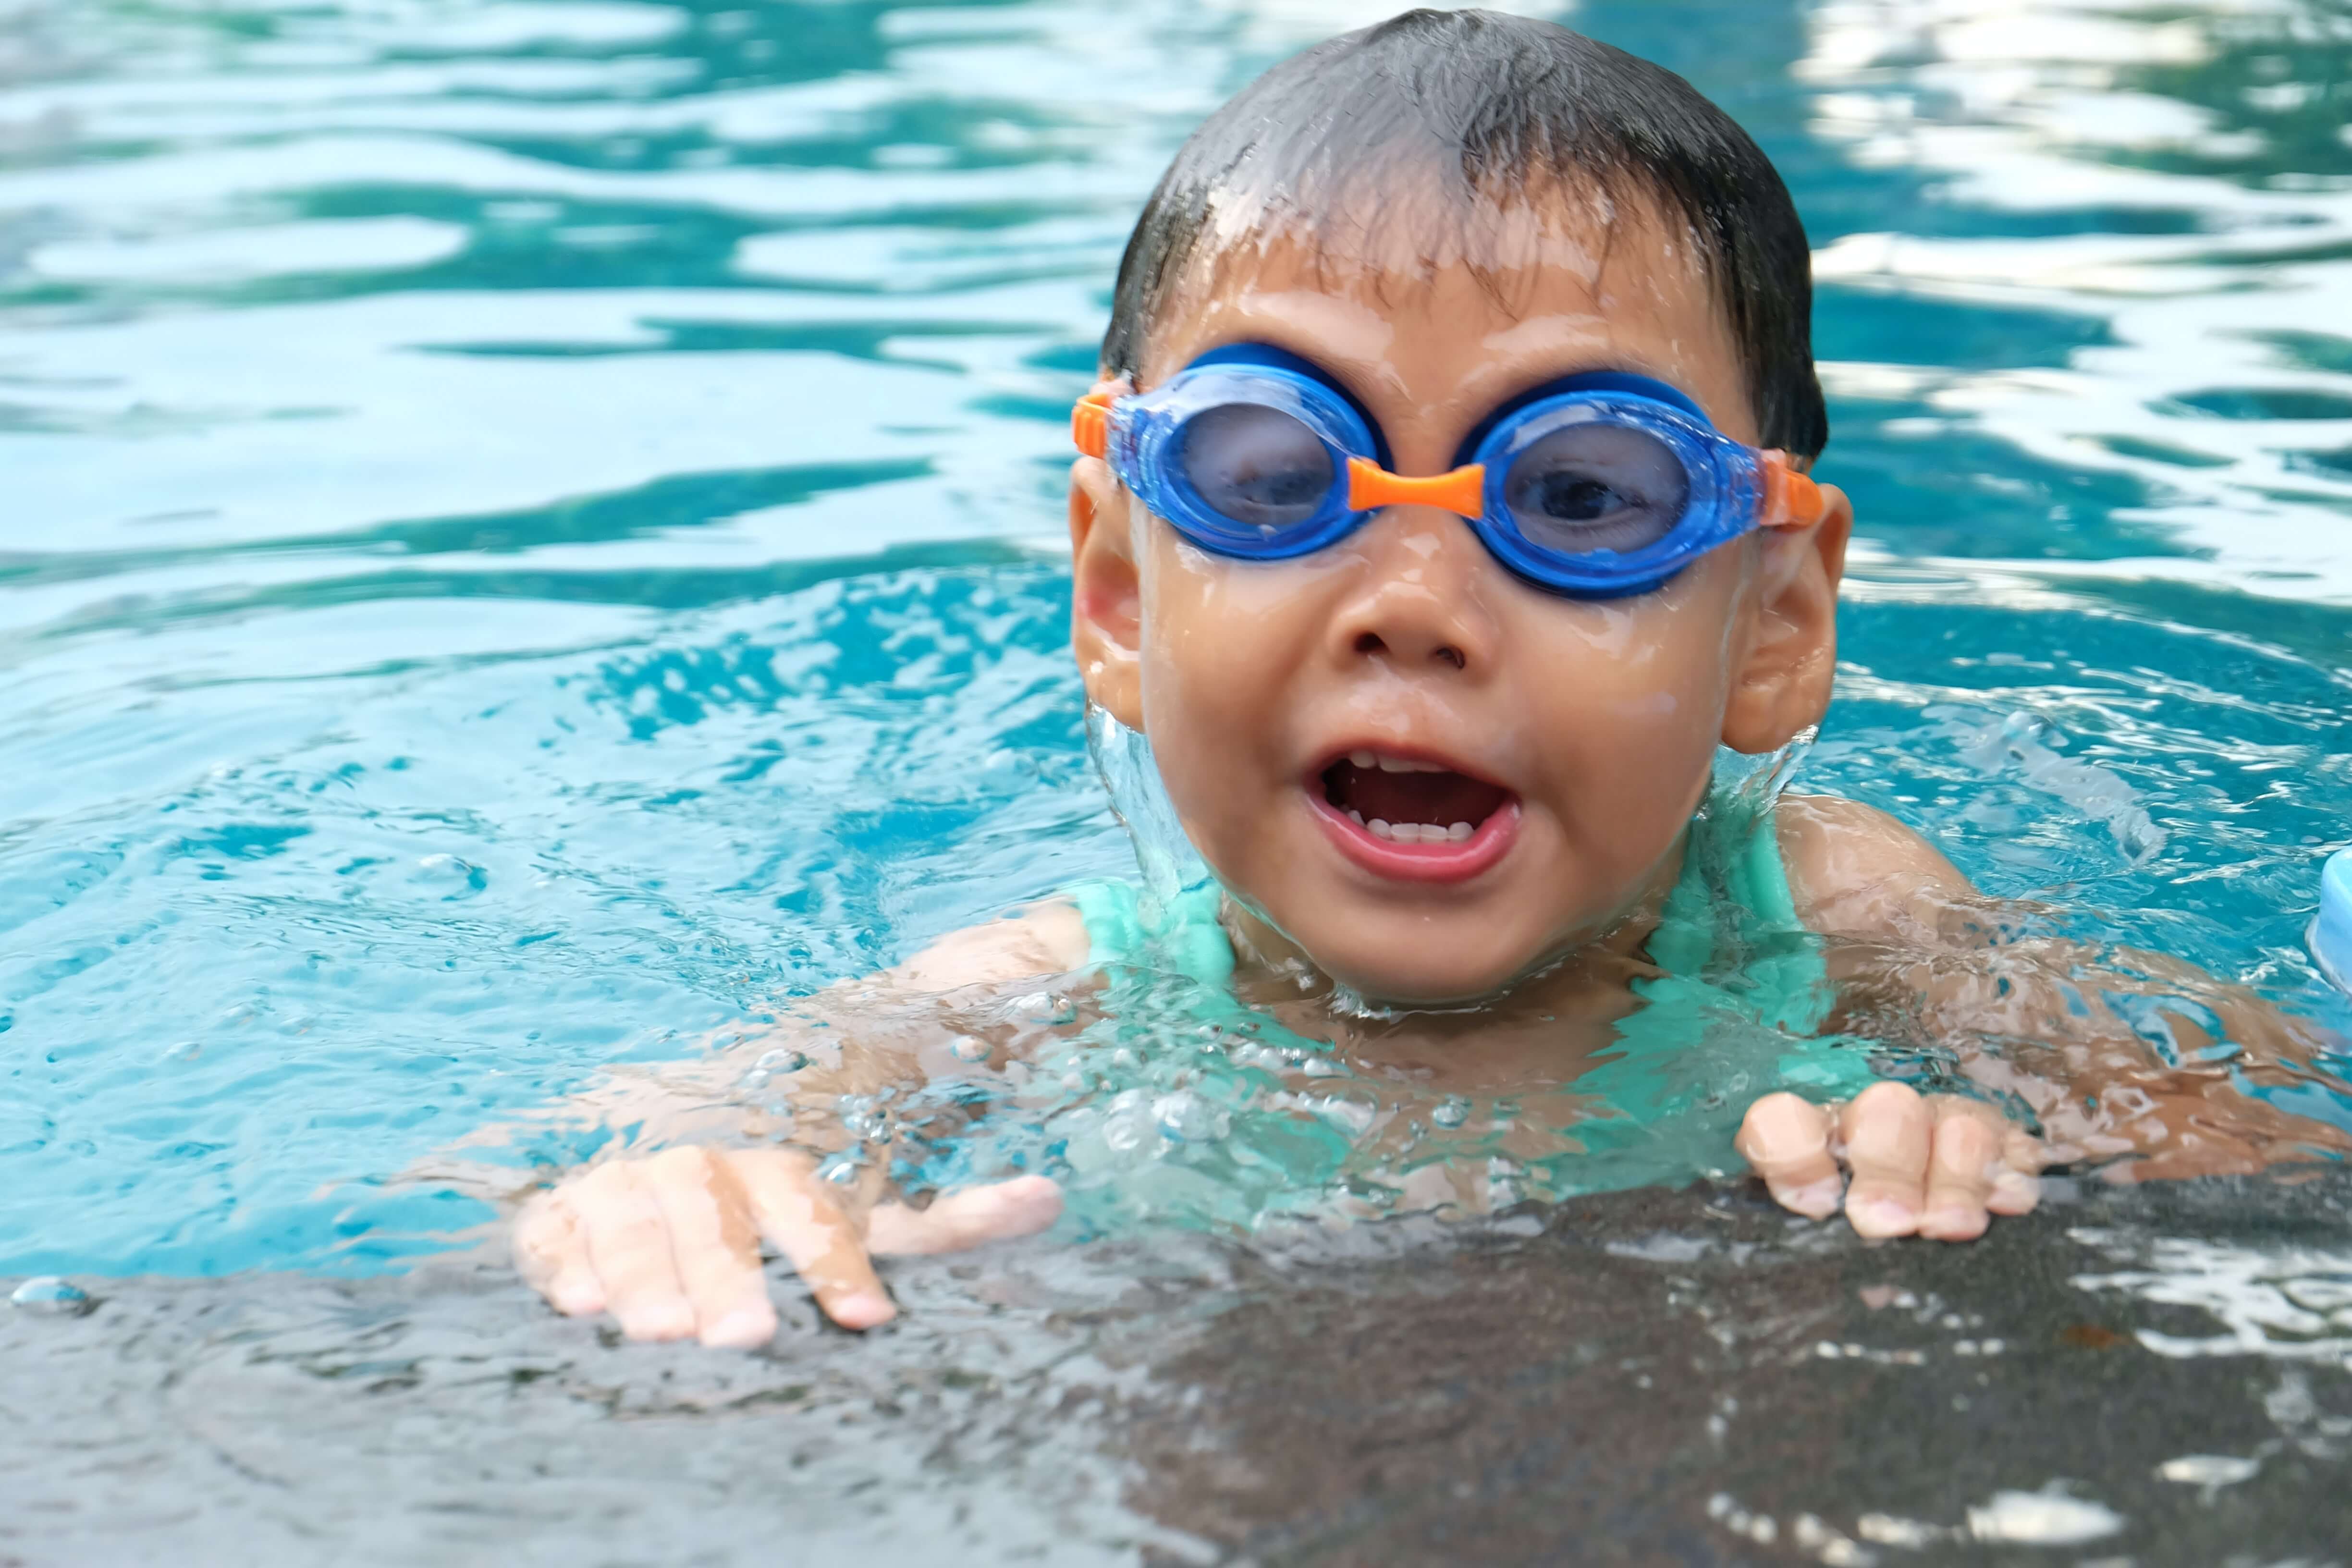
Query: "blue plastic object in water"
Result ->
[[2317, 850, 2352, 993]]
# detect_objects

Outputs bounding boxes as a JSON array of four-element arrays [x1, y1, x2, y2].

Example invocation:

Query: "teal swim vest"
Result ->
[[1065, 796, 1881, 1128]]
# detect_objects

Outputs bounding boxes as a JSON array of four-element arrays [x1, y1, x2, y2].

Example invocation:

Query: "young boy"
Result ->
[[509, 11, 2338, 1349]]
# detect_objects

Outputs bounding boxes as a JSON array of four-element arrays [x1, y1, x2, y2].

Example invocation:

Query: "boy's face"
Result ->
[[1069, 202, 1850, 1004]]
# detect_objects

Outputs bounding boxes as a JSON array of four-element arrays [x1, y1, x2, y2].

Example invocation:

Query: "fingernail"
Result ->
[[1992, 1171, 2042, 1211], [620, 1301, 697, 1341], [1847, 1198, 1917, 1238], [1783, 1178, 1844, 1219], [700, 1306, 777, 1350], [552, 1283, 605, 1316], [832, 1291, 897, 1330]]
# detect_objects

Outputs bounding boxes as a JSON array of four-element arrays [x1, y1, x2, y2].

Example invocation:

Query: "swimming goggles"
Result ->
[[1071, 343, 1825, 599]]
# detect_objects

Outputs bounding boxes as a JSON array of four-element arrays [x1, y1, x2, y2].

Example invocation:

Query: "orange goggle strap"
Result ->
[[1071, 391, 1113, 460], [1758, 449, 1826, 530]]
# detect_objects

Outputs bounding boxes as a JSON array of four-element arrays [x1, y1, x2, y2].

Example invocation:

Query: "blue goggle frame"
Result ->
[[1071, 343, 1823, 599]]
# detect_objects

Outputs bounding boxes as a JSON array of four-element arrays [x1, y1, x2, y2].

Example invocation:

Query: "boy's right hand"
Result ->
[[513, 1147, 1063, 1348]]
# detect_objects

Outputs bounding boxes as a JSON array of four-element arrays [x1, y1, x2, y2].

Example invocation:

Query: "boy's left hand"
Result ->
[[1735, 1081, 2043, 1240]]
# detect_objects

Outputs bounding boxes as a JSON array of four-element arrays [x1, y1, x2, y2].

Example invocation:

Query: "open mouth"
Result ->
[[1308, 748, 1521, 882]]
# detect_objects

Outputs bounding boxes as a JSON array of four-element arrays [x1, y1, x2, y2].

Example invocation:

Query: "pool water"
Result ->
[[4, 0, 2351, 1287]]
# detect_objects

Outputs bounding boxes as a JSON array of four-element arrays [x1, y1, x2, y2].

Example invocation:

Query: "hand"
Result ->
[[1735, 1080, 2042, 1241], [513, 1146, 1063, 1347]]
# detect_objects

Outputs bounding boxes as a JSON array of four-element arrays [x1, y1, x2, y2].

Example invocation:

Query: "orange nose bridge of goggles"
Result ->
[[1346, 458, 1486, 518]]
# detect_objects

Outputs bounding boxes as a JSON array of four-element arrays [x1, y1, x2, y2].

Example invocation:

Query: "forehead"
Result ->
[[1139, 183, 1754, 444]]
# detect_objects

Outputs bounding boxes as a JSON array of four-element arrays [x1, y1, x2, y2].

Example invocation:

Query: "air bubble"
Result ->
[[756, 1048, 809, 1073], [1432, 1096, 1471, 1129], [948, 1035, 989, 1063], [834, 1097, 893, 1140], [11, 1277, 89, 1315]]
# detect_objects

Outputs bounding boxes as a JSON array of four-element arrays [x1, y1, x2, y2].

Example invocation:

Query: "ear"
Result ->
[[1721, 482, 1852, 754], [1069, 452, 1145, 730]]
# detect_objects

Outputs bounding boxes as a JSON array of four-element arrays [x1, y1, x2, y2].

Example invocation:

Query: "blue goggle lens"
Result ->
[[1498, 420, 1690, 559], [1177, 402, 1334, 536]]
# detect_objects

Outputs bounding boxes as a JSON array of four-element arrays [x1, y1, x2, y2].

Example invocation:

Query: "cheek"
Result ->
[[1132, 533, 1315, 831], [1512, 564, 1748, 806]]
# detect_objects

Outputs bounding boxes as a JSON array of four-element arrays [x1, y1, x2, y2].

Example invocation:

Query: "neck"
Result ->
[[1216, 829, 1689, 1047]]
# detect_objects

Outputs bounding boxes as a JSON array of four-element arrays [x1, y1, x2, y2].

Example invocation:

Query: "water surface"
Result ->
[[3, 0, 2352, 1557]]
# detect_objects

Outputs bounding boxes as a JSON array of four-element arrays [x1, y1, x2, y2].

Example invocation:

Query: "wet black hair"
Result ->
[[1101, 9, 1829, 458]]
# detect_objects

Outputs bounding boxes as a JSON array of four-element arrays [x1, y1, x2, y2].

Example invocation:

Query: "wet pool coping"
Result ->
[[5, 1172, 2349, 1565]]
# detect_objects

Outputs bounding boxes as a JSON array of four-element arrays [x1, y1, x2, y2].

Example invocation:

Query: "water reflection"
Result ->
[[1801, 0, 2352, 594]]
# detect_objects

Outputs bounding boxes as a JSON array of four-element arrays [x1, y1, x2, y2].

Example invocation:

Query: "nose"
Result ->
[[1324, 507, 1499, 675]]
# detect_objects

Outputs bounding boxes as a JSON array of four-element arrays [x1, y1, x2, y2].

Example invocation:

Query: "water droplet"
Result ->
[[411, 853, 487, 898], [1312, 1094, 1375, 1137], [11, 1277, 89, 1315], [1100, 1090, 1152, 1152], [816, 1152, 863, 1185], [948, 1034, 988, 1064], [1432, 1096, 1471, 1129], [1154, 1090, 1227, 1143], [755, 1048, 809, 1073]]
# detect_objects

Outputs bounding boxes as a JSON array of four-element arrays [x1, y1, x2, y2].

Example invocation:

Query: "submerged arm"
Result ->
[[507, 904, 1090, 1344], [1745, 795, 2348, 1215]]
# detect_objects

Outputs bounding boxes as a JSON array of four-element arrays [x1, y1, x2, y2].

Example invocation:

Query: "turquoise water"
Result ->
[[3, 0, 2350, 1279]]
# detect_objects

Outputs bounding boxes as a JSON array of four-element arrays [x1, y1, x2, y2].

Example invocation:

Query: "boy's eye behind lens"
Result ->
[[1180, 403, 1333, 527], [1504, 424, 1689, 555]]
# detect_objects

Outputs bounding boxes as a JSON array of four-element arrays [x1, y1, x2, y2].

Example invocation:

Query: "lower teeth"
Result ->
[[1355, 817, 1475, 844]]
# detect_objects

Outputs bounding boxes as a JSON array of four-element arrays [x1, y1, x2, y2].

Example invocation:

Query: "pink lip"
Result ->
[[1306, 789, 1522, 885]]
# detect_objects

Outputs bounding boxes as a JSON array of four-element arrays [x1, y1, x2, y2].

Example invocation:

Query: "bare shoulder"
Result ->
[[882, 901, 1093, 994], [1774, 793, 1979, 939]]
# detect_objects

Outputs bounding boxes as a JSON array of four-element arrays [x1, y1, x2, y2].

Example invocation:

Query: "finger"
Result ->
[[641, 1148, 778, 1350], [1918, 1101, 2005, 1241], [1989, 1126, 2045, 1216], [575, 1162, 697, 1342], [728, 1147, 896, 1331], [867, 1176, 1065, 1257], [1733, 1093, 1845, 1219], [1840, 1081, 1933, 1238], [514, 1189, 604, 1316]]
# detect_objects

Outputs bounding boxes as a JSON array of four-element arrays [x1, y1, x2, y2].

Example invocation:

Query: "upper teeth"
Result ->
[[1348, 749, 1448, 774]]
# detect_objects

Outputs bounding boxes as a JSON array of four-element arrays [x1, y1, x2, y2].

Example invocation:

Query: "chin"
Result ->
[[1312, 937, 1537, 1009]]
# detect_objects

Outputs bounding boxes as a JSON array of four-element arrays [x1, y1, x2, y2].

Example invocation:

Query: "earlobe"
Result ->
[[1068, 455, 1146, 730], [1721, 483, 1852, 754]]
